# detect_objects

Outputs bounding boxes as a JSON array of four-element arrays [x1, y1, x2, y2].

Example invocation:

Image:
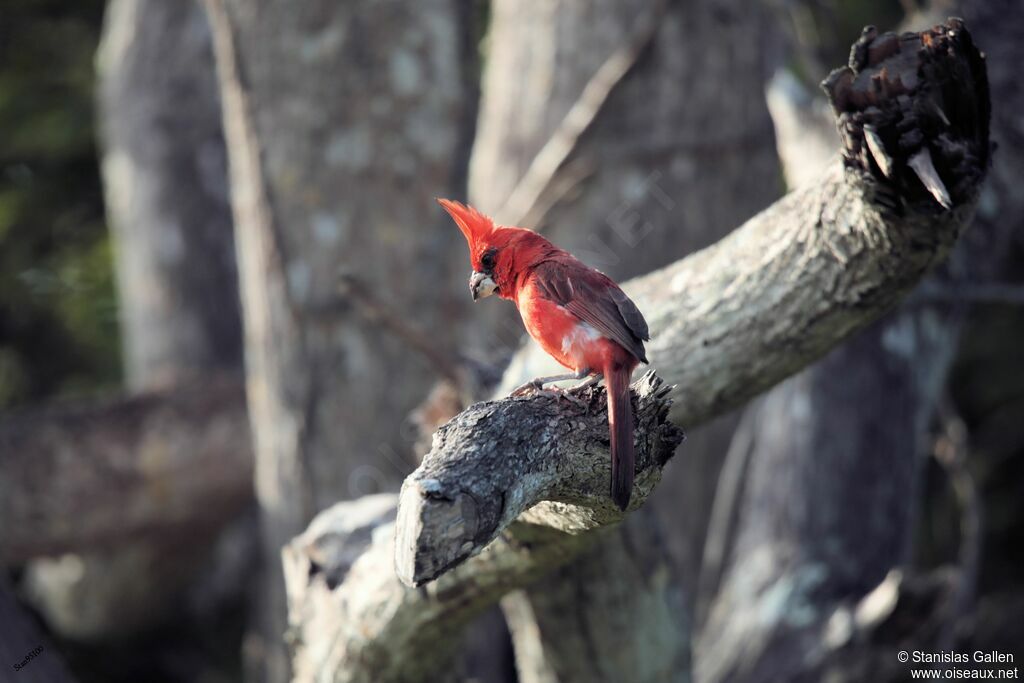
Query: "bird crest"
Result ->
[[437, 198, 494, 248]]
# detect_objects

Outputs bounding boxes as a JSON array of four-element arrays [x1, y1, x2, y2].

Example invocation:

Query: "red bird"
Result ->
[[439, 199, 650, 510]]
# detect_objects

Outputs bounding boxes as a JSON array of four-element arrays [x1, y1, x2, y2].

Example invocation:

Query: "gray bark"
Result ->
[[21, 0, 244, 641], [284, 374, 682, 683], [396, 372, 680, 586], [201, 1, 476, 679], [495, 19, 989, 433], [468, 1, 784, 678], [696, 15, 1006, 683]]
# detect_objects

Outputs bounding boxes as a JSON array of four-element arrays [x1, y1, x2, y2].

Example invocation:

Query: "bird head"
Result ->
[[438, 198, 552, 301]]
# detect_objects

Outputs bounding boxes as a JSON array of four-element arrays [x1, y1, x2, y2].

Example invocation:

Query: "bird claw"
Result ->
[[568, 373, 603, 394], [511, 381, 587, 410], [543, 388, 587, 410], [510, 379, 544, 397]]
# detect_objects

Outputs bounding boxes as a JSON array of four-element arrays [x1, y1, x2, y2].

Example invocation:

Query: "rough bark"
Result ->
[[17, 0, 246, 642], [468, 2, 784, 678], [0, 375, 249, 565], [696, 16, 1004, 683], [284, 20, 990, 682], [284, 375, 682, 683], [202, 1, 476, 679], [396, 372, 680, 585]]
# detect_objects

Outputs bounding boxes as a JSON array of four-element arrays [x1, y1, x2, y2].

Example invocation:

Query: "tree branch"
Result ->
[[284, 20, 990, 683], [497, 20, 990, 430], [282, 374, 679, 682], [493, 0, 668, 228], [765, 68, 840, 189], [395, 372, 681, 586], [283, 503, 585, 683]]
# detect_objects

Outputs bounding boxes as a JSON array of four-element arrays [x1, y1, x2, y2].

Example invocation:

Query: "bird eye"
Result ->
[[481, 250, 496, 271]]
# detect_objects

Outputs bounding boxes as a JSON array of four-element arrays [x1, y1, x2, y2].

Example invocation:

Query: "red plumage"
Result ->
[[439, 198, 650, 509]]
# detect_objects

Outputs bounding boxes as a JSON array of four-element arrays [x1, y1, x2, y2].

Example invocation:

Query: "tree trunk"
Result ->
[[696, 8, 1012, 682], [100, 0, 239, 390], [468, 0, 783, 679], [21, 0, 244, 641], [202, 1, 477, 679]]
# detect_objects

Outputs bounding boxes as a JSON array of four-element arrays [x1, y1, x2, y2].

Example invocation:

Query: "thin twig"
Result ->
[[495, 0, 669, 230], [334, 273, 464, 385]]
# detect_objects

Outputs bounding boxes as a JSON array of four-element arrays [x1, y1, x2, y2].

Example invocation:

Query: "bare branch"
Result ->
[[395, 372, 681, 586], [493, 0, 668, 228], [333, 273, 465, 386], [498, 21, 991, 430]]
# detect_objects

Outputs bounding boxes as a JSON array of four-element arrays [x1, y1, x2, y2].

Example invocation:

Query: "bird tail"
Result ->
[[605, 362, 635, 510]]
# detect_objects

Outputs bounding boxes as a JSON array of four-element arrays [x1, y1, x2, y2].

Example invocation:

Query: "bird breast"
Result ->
[[561, 320, 602, 362]]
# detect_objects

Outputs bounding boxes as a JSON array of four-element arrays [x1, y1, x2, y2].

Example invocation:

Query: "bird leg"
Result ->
[[568, 372, 604, 393], [510, 369, 589, 396], [511, 369, 592, 409]]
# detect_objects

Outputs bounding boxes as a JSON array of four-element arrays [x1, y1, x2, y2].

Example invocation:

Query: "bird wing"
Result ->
[[532, 260, 650, 363]]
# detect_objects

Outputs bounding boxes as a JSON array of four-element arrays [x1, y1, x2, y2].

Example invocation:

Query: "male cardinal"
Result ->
[[439, 199, 650, 510]]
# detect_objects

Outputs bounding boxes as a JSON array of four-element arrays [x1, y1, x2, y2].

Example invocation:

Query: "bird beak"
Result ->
[[469, 271, 498, 301]]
